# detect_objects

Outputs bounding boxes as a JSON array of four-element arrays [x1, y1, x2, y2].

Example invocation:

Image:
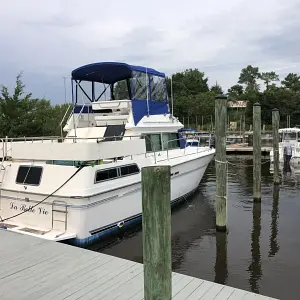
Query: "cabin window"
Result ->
[[95, 168, 118, 182], [95, 164, 139, 183], [283, 133, 296, 140], [150, 76, 167, 101], [161, 133, 179, 150], [143, 133, 179, 152], [120, 164, 140, 176], [144, 134, 162, 152], [16, 166, 43, 186], [132, 71, 148, 100]]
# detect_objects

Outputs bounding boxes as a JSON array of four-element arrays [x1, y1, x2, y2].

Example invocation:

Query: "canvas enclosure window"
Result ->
[[132, 71, 148, 99], [114, 79, 129, 100], [150, 75, 167, 101]]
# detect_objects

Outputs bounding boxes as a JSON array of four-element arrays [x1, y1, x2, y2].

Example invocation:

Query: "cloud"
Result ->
[[0, 0, 299, 103], [256, 4, 300, 63]]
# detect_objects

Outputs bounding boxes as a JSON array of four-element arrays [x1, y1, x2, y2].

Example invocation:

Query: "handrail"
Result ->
[[140, 135, 157, 164], [0, 133, 213, 164], [2, 134, 160, 165], [73, 103, 86, 142], [59, 104, 72, 138], [166, 137, 186, 160]]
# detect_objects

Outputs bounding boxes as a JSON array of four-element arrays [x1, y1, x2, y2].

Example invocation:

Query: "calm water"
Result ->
[[88, 156, 300, 300]]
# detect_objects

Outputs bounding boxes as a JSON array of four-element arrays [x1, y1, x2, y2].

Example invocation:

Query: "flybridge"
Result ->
[[70, 62, 170, 125]]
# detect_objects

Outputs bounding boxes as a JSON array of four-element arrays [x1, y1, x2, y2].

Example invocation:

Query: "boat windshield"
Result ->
[[282, 132, 297, 141]]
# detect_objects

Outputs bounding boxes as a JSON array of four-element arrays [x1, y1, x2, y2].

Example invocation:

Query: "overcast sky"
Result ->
[[1, 0, 299, 104]]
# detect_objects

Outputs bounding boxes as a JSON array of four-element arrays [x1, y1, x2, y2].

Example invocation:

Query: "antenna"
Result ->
[[146, 68, 150, 116], [171, 76, 174, 117], [71, 78, 77, 142], [63, 76, 67, 104]]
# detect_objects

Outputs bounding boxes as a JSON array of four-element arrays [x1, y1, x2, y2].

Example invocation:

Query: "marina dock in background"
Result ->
[[226, 144, 272, 155], [0, 230, 277, 300]]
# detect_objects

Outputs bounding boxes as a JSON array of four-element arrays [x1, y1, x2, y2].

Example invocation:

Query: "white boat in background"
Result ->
[[0, 62, 215, 247], [270, 128, 300, 164]]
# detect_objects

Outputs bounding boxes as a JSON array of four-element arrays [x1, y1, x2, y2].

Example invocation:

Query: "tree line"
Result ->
[[0, 74, 69, 137], [168, 65, 300, 129], [1, 66, 300, 137]]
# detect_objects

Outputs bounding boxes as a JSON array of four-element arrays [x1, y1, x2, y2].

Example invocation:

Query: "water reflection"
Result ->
[[214, 232, 228, 285], [269, 185, 280, 257], [88, 156, 300, 300], [283, 160, 292, 174], [248, 202, 262, 294], [271, 160, 300, 185]]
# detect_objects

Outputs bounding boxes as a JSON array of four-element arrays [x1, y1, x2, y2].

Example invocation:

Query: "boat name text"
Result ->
[[9, 202, 49, 215]]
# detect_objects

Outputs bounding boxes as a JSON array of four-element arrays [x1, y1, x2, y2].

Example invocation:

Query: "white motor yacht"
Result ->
[[0, 62, 215, 246]]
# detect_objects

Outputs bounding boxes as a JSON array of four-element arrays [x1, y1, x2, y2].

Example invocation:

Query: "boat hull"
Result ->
[[69, 153, 213, 247], [0, 151, 214, 247]]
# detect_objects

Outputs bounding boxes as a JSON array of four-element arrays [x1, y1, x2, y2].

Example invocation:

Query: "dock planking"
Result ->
[[0, 230, 278, 300]]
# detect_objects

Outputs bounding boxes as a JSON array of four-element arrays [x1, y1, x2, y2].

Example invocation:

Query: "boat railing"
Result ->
[[59, 104, 72, 138], [165, 133, 210, 160], [166, 137, 187, 160], [1, 135, 159, 164], [73, 103, 87, 137], [1, 133, 212, 163]]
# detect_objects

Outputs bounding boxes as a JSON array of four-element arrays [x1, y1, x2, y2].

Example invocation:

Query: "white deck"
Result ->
[[0, 230, 278, 300]]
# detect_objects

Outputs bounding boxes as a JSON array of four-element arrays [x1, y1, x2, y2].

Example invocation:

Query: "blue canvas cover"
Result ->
[[71, 62, 165, 84], [71, 62, 169, 125]]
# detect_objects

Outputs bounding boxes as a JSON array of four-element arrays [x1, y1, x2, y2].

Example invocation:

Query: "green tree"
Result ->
[[170, 69, 209, 96], [260, 71, 279, 89], [228, 84, 244, 99], [210, 82, 223, 94], [0, 74, 70, 137], [281, 73, 300, 91], [238, 65, 261, 92], [0, 73, 33, 136]]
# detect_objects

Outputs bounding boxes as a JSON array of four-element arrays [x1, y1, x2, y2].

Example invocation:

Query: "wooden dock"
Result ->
[[0, 230, 278, 300], [226, 144, 272, 155]]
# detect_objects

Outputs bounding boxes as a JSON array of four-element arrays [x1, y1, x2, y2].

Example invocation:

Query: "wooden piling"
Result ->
[[142, 166, 172, 300], [239, 115, 242, 143], [253, 103, 261, 202], [272, 108, 280, 185], [242, 114, 246, 144], [215, 95, 228, 232]]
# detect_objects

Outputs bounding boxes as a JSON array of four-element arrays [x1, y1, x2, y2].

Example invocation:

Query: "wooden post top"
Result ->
[[215, 95, 228, 100]]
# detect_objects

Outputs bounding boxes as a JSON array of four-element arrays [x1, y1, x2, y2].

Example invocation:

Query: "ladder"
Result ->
[[51, 200, 68, 238]]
